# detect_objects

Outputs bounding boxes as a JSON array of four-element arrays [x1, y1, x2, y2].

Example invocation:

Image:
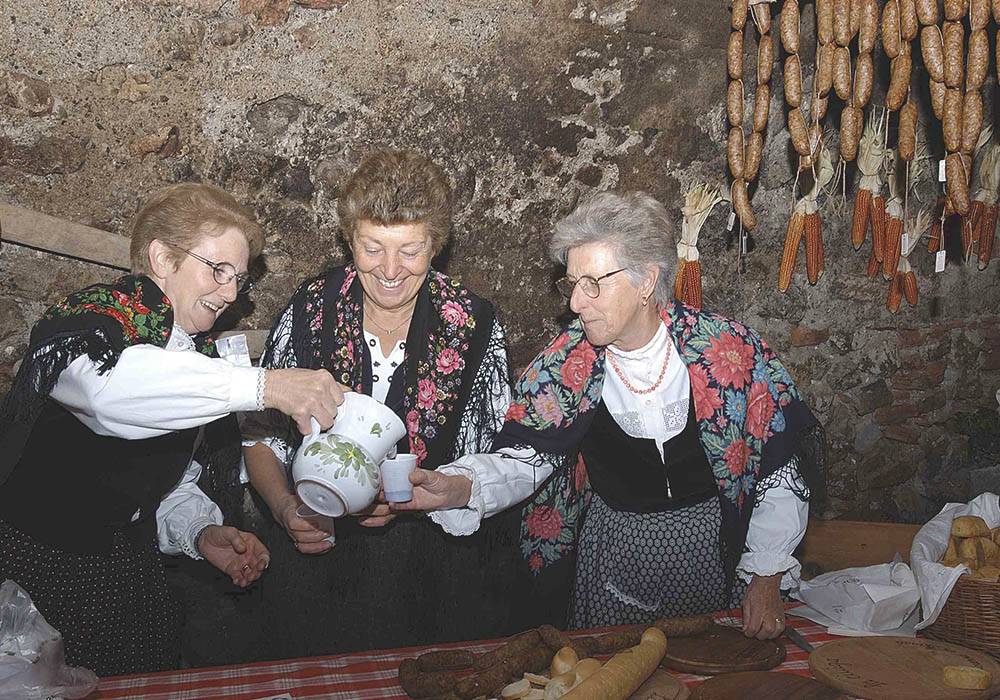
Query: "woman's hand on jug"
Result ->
[[263, 369, 348, 434]]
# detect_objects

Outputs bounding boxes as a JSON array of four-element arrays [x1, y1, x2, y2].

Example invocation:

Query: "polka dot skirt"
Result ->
[[569, 494, 746, 629], [0, 519, 180, 677]]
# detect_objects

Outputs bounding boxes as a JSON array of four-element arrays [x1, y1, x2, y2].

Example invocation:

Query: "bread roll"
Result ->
[[561, 628, 667, 700], [952, 515, 990, 538], [943, 536, 959, 563], [550, 647, 579, 677], [943, 665, 991, 690], [503, 678, 531, 699], [543, 672, 576, 699], [972, 565, 1000, 581]]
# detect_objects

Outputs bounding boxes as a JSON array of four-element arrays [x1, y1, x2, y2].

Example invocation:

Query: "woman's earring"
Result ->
[[641, 295, 649, 306]]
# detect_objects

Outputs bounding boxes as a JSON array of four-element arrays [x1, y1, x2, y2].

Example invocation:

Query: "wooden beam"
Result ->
[[796, 519, 922, 575], [0, 203, 131, 270]]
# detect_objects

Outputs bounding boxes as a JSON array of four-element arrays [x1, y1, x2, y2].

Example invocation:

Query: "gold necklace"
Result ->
[[364, 307, 411, 336]]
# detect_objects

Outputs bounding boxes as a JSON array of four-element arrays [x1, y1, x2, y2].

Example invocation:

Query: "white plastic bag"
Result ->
[[0, 580, 97, 700], [791, 560, 921, 634], [910, 491, 1000, 630]]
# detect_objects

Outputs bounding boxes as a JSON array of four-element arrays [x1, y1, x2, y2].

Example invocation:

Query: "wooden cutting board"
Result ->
[[809, 636, 1000, 700], [660, 623, 786, 675], [690, 670, 847, 699], [628, 668, 690, 700]]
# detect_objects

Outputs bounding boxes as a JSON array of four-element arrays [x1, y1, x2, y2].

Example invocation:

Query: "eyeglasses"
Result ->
[[555, 268, 627, 299], [162, 241, 254, 293]]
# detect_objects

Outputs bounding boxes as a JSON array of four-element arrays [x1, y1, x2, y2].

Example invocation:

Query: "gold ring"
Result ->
[[775, 617, 783, 623], [241, 563, 251, 572]]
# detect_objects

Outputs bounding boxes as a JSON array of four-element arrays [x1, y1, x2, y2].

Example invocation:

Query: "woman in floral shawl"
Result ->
[[398, 191, 823, 639], [242, 148, 516, 658], [0, 183, 343, 675]]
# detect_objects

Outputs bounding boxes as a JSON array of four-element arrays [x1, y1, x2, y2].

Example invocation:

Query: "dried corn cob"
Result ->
[[887, 274, 904, 312], [684, 259, 703, 309], [866, 247, 881, 277], [779, 209, 806, 292], [871, 195, 887, 261], [805, 211, 824, 284], [883, 215, 904, 279], [677, 183, 721, 308], [852, 188, 873, 248], [969, 135, 1000, 269], [980, 205, 997, 268], [902, 271, 919, 305], [896, 209, 929, 309], [853, 111, 889, 250]]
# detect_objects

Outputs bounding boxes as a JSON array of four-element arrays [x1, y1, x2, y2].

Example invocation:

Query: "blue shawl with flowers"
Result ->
[[494, 300, 822, 592]]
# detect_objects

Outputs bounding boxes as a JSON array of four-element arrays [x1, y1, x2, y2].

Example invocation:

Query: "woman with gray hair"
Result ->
[[397, 190, 823, 638]]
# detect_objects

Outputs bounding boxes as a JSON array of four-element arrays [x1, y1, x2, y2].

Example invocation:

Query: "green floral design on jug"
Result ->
[[303, 435, 379, 489]]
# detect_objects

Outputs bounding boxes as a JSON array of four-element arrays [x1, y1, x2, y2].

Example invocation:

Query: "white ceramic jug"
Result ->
[[291, 392, 406, 517]]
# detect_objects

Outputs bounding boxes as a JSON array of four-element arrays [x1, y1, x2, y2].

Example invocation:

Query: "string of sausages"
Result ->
[[728, 0, 776, 231]]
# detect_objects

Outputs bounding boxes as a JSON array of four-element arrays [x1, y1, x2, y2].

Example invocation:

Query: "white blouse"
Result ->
[[431, 322, 809, 589], [364, 330, 405, 405], [47, 327, 263, 559]]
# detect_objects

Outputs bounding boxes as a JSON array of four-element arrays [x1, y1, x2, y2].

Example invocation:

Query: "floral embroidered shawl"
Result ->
[[495, 300, 820, 583], [261, 264, 503, 470]]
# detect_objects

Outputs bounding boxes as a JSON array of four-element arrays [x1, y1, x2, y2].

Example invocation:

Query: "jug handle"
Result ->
[[306, 417, 322, 443]]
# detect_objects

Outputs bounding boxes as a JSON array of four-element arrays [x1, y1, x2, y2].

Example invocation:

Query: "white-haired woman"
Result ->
[[396, 190, 823, 639]]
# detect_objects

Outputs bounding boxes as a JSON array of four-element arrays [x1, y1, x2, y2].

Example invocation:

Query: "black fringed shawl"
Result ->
[[0, 275, 243, 519]]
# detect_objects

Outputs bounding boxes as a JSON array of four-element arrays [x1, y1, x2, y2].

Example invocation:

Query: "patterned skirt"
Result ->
[[569, 494, 746, 628], [0, 519, 179, 677]]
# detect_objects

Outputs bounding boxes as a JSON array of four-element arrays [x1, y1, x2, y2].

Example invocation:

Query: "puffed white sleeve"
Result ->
[[49, 345, 263, 440], [156, 459, 223, 560], [737, 458, 810, 590], [429, 447, 553, 536], [241, 303, 297, 468]]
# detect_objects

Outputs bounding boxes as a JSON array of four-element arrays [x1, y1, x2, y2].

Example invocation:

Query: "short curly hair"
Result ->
[[130, 183, 264, 275], [337, 149, 453, 255]]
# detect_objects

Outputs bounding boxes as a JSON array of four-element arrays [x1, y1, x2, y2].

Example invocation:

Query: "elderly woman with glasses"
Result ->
[[397, 190, 823, 639], [242, 148, 517, 658], [0, 183, 345, 675]]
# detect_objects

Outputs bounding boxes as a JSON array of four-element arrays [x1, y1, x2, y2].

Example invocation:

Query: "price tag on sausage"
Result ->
[[727, 211, 736, 231], [938, 160, 947, 182], [935, 249, 947, 272]]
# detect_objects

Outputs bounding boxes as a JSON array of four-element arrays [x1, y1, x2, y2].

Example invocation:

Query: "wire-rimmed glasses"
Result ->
[[555, 268, 626, 299]]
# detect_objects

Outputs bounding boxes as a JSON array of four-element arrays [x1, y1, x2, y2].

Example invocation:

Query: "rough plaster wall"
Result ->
[[1, 0, 998, 524]]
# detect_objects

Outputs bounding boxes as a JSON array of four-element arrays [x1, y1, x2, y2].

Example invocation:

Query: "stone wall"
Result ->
[[2, 0, 999, 524]]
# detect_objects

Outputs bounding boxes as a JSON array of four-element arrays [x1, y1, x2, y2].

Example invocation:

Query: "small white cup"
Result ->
[[380, 454, 418, 503], [295, 503, 337, 544]]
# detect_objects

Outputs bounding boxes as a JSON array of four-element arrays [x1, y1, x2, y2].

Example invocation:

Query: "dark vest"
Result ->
[[580, 391, 716, 513], [0, 400, 199, 554]]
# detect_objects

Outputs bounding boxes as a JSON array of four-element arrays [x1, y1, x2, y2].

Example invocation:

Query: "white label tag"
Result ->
[[901, 233, 910, 251], [938, 160, 946, 182], [740, 232, 748, 254], [935, 249, 946, 272], [727, 211, 736, 231]]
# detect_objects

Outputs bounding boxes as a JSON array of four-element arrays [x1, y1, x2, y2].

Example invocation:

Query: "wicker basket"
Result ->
[[924, 575, 1000, 657]]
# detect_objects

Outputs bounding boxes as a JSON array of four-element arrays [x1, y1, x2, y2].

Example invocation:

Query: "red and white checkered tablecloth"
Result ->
[[89, 607, 839, 700]]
